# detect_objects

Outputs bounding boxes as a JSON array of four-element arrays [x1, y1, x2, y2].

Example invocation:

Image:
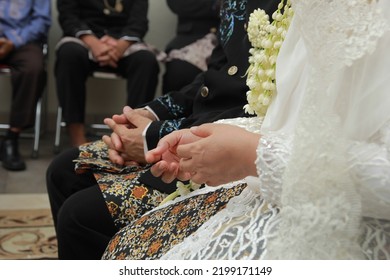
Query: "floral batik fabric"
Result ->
[[74, 140, 167, 229], [102, 183, 248, 260]]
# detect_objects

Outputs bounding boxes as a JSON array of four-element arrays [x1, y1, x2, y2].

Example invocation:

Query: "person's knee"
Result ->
[[46, 151, 70, 185], [46, 156, 64, 195], [23, 61, 44, 76], [56, 194, 87, 236], [56, 42, 88, 64], [46, 148, 79, 194], [130, 50, 159, 70]]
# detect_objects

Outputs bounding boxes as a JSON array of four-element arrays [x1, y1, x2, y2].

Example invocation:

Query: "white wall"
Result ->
[[0, 0, 176, 128]]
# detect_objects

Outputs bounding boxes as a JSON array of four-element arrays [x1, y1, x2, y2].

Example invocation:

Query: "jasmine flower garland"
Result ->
[[244, 0, 294, 117]]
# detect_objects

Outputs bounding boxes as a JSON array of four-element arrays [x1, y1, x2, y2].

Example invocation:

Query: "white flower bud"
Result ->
[[257, 68, 265, 78], [255, 52, 267, 64], [257, 93, 265, 103], [262, 96, 271, 106], [247, 79, 257, 89], [269, 55, 277, 65], [261, 39, 273, 49], [274, 40, 282, 49], [262, 81, 274, 91], [275, 13, 283, 21], [265, 69, 275, 78], [277, 27, 285, 35]]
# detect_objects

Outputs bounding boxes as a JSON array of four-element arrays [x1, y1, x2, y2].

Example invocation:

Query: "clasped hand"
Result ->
[[89, 35, 131, 68], [102, 106, 155, 166], [145, 123, 261, 186]]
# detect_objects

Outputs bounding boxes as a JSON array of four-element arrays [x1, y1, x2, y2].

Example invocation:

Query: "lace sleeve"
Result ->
[[348, 120, 390, 220], [253, 120, 390, 221], [254, 120, 390, 217], [255, 133, 292, 206]]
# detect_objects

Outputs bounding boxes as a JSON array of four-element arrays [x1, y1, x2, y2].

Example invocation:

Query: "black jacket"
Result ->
[[165, 0, 220, 52], [139, 0, 280, 193], [57, 0, 148, 40]]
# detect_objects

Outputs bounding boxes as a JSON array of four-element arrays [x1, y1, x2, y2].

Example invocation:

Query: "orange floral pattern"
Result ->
[[102, 183, 247, 260], [74, 140, 167, 228]]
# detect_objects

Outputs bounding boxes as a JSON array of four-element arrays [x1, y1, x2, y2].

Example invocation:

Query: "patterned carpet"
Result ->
[[0, 199, 58, 260]]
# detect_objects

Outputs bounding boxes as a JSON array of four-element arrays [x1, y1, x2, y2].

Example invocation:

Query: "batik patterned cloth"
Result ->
[[74, 140, 167, 229], [102, 183, 248, 260]]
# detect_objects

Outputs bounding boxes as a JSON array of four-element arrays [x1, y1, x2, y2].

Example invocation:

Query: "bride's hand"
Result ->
[[146, 129, 201, 183], [176, 123, 260, 186]]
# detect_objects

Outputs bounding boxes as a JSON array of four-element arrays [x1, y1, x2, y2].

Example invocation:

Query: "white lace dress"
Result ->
[[158, 117, 390, 260], [161, 0, 390, 260]]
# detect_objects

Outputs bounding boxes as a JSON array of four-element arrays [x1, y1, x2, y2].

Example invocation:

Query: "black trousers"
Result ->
[[46, 148, 118, 260], [0, 43, 46, 129], [54, 42, 160, 124]]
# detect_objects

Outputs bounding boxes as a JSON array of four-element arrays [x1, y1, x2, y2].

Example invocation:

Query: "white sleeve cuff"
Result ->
[[142, 122, 152, 155], [144, 106, 160, 121]]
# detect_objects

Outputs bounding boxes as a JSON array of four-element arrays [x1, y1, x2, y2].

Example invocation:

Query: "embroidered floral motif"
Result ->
[[219, 0, 247, 46], [158, 119, 185, 139], [156, 95, 185, 117]]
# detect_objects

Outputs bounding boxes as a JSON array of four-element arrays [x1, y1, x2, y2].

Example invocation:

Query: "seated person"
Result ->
[[0, 0, 50, 171], [54, 0, 160, 146], [161, 0, 220, 93], [46, 0, 281, 260], [102, 0, 390, 260]]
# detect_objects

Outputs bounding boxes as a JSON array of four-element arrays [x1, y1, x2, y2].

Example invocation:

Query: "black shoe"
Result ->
[[0, 138, 26, 171]]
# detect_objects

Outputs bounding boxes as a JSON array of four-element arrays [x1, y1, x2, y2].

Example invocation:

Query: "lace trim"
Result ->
[[256, 133, 292, 206]]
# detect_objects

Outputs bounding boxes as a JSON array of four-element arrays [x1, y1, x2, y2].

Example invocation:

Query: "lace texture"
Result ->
[[257, 133, 292, 206], [293, 0, 387, 70], [349, 121, 390, 220], [266, 0, 388, 259], [161, 118, 390, 260], [161, 0, 390, 260]]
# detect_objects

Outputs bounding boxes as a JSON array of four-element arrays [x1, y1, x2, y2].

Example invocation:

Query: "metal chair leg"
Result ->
[[54, 106, 62, 154], [31, 97, 42, 159]]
